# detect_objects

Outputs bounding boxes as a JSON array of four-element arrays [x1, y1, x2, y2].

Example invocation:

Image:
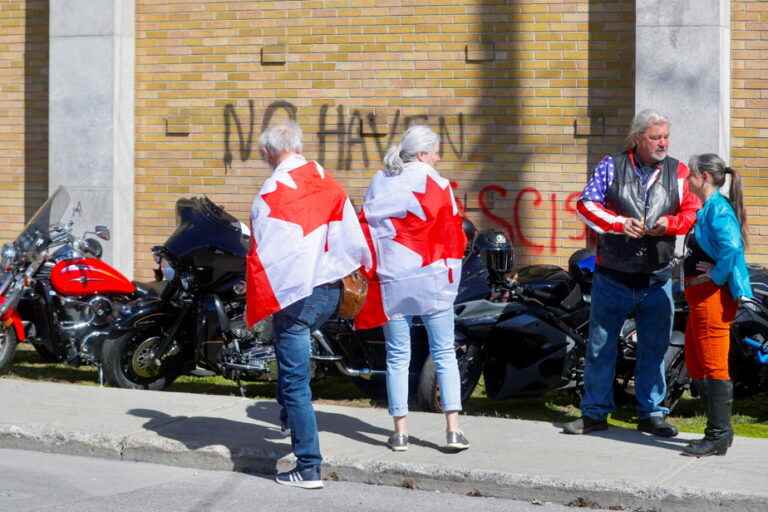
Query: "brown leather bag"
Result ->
[[337, 269, 368, 319]]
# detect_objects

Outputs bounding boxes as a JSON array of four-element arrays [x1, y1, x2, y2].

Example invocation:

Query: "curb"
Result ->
[[1, 424, 766, 512]]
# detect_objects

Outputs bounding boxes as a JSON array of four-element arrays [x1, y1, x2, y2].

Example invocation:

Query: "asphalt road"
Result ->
[[0, 449, 595, 512]]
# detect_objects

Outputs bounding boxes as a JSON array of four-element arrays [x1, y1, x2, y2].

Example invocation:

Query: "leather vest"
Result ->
[[597, 152, 679, 274]]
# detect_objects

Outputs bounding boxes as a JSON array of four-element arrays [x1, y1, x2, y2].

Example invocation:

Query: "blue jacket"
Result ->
[[694, 191, 752, 300]]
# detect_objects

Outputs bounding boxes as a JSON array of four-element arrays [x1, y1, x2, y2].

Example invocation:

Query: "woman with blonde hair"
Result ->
[[356, 125, 469, 452]]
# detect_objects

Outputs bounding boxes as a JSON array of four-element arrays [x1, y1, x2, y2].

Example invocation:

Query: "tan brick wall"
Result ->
[[0, 0, 47, 244], [134, 0, 635, 280], [733, 1, 768, 266], [2, 2, 767, 279]]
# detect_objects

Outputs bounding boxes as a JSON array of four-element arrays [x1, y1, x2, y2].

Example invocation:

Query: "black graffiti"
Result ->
[[223, 100, 254, 171], [223, 100, 465, 170]]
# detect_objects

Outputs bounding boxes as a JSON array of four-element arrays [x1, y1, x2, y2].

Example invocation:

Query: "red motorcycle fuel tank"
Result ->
[[51, 258, 136, 296]]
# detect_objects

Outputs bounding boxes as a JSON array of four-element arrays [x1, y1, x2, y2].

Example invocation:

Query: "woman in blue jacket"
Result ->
[[682, 153, 752, 457]]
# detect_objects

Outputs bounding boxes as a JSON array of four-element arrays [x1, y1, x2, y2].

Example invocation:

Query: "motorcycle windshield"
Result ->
[[165, 196, 247, 259], [15, 186, 71, 259]]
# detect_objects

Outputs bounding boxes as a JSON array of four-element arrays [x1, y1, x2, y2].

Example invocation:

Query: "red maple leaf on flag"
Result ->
[[261, 162, 346, 237], [390, 175, 467, 275]]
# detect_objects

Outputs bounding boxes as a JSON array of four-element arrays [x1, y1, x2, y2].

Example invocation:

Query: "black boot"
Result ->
[[682, 379, 733, 457], [687, 379, 734, 448], [686, 379, 708, 447]]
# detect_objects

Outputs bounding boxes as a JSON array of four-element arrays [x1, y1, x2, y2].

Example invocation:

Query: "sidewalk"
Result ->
[[1, 378, 766, 511]]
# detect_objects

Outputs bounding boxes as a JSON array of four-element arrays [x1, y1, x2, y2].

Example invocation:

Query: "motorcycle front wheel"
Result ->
[[416, 343, 482, 412], [102, 330, 180, 390], [0, 325, 18, 374]]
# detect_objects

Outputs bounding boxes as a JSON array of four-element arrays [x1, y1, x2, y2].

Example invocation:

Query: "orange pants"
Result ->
[[684, 280, 737, 381]]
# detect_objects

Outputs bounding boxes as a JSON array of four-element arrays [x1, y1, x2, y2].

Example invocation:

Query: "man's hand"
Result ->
[[696, 261, 714, 274], [646, 217, 668, 237], [623, 218, 645, 239]]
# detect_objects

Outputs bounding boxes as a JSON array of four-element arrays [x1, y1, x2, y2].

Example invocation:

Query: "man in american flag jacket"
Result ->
[[563, 109, 700, 437]]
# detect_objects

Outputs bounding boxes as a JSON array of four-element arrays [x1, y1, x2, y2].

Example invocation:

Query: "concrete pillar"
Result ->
[[636, 0, 731, 164], [49, 0, 134, 277]]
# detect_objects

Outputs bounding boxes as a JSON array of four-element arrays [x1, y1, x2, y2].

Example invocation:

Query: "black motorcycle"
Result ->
[[415, 232, 689, 413], [722, 265, 768, 397], [99, 197, 491, 393]]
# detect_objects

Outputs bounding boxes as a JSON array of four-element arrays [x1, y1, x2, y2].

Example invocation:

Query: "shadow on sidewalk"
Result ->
[[246, 402, 446, 452], [128, 408, 290, 473], [552, 418, 691, 452]]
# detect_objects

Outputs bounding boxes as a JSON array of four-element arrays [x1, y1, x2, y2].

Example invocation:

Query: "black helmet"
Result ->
[[476, 230, 514, 280]]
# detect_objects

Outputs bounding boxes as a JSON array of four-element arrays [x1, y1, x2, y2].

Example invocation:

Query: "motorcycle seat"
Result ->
[[133, 280, 168, 297]]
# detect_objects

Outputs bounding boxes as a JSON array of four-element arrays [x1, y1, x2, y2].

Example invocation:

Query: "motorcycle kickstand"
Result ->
[[236, 374, 246, 398]]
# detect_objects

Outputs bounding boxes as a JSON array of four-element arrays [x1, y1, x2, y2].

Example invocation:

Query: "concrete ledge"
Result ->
[[1, 422, 766, 512]]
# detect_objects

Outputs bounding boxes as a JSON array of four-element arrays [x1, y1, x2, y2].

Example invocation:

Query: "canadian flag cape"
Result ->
[[355, 161, 467, 330], [246, 156, 371, 326]]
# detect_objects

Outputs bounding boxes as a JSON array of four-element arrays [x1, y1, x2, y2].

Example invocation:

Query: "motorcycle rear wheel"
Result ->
[[0, 326, 18, 374], [662, 344, 688, 412], [416, 343, 482, 412], [102, 330, 180, 390]]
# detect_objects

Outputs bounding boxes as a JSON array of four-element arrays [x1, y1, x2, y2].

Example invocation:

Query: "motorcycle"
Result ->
[[99, 196, 493, 395], [0, 186, 136, 379], [415, 232, 689, 413], [722, 265, 768, 397]]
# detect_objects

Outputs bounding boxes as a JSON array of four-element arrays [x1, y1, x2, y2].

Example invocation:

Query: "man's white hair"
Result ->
[[259, 120, 303, 155], [625, 109, 669, 150]]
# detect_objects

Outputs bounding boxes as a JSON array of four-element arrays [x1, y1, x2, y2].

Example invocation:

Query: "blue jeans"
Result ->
[[272, 283, 340, 471], [383, 308, 462, 417], [581, 271, 673, 420]]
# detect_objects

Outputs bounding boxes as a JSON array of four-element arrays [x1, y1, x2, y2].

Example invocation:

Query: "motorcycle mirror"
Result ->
[[94, 225, 111, 241]]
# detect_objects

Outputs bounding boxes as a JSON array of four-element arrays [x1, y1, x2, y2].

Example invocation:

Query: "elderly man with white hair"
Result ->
[[564, 109, 701, 437], [246, 121, 370, 489]]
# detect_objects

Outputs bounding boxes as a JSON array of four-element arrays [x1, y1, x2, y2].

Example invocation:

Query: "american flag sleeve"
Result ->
[[575, 155, 626, 234]]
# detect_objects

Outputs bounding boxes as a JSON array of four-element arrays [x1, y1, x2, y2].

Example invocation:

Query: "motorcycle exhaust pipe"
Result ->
[[312, 330, 387, 381], [332, 364, 386, 380]]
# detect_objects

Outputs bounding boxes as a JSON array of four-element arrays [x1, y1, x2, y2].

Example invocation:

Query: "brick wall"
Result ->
[[732, 1, 768, 264], [7, 2, 763, 280], [0, 0, 47, 243], [133, 0, 635, 280]]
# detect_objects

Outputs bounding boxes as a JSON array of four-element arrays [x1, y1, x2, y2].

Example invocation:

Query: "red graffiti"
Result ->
[[468, 184, 586, 255], [514, 188, 545, 255], [477, 185, 515, 244], [564, 191, 587, 241]]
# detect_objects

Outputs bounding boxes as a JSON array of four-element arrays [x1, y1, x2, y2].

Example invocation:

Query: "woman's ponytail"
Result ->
[[727, 166, 749, 247], [383, 144, 404, 176]]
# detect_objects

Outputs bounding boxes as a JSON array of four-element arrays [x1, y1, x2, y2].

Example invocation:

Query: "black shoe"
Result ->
[[275, 466, 323, 489], [637, 416, 678, 438], [563, 416, 608, 435]]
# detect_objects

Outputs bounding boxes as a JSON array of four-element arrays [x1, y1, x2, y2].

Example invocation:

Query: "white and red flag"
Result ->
[[355, 162, 467, 330], [246, 155, 371, 326]]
